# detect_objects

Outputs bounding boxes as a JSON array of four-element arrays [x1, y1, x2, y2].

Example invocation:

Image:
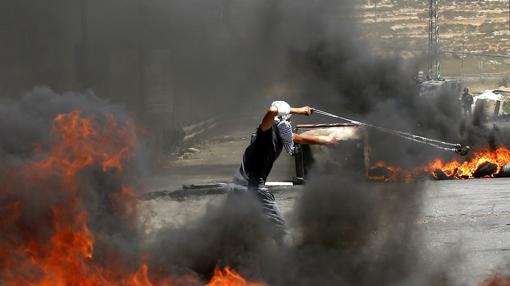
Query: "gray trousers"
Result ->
[[230, 174, 287, 242]]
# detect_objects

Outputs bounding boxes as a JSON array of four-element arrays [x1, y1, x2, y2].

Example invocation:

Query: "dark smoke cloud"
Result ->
[[1, 0, 498, 162], [287, 173, 453, 286], [0, 86, 127, 162], [145, 194, 275, 279], [277, 3, 503, 167], [295, 41, 510, 166], [146, 171, 458, 285], [290, 39, 470, 167], [0, 88, 146, 280], [0, 0, 354, 118]]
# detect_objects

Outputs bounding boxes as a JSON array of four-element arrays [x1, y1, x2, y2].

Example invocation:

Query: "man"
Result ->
[[231, 101, 337, 243], [461, 87, 474, 118]]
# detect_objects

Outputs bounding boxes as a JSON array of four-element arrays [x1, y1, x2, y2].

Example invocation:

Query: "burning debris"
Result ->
[[368, 146, 510, 182], [423, 146, 510, 179], [367, 161, 412, 183]]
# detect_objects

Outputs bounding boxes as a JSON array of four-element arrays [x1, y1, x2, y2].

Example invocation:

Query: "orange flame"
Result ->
[[206, 267, 267, 286], [367, 161, 412, 183], [127, 262, 154, 286], [421, 146, 510, 179], [369, 146, 510, 181], [477, 274, 510, 286], [0, 111, 267, 285], [0, 111, 145, 285]]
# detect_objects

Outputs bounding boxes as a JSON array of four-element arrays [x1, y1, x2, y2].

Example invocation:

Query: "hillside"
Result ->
[[359, 0, 510, 78]]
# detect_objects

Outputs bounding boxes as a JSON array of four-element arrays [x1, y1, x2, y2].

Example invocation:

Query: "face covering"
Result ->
[[274, 115, 295, 155]]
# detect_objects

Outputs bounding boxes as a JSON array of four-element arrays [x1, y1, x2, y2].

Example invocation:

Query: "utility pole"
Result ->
[[79, 0, 89, 88], [137, 0, 147, 119], [374, 0, 377, 23], [428, 0, 440, 80]]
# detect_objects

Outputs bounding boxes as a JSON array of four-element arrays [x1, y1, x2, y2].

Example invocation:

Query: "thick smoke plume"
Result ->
[[0, 0, 498, 284], [288, 35, 494, 167], [146, 171, 458, 285], [0, 87, 146, 283], [1, 0, 499, 160]]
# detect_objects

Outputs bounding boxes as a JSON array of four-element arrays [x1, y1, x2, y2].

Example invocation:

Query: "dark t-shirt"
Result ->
[[239, 125, 283, 187]]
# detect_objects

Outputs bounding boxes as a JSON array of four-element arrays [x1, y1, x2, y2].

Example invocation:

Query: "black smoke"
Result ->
[[0, 0, 497, 284], [0, 0, 357, 121], [144, 171, 458, 285], [288, 38, 493, 167], [0, 88, 146, 282], [0, 0, 500, 163]]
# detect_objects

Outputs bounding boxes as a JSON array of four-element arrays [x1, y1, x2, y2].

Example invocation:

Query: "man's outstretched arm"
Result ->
[[290, 106, 313, 116], [292, 133, 337, 145]]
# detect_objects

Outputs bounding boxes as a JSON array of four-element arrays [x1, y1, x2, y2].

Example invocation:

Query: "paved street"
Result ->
[[420, 178, 510, 285]]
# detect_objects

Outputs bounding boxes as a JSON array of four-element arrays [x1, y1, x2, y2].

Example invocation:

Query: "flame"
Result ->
[[0, 111, 145, 285], [206, 267, 267, 286], [369, 146, 510, 181], [0, 110, 267, 285], [477, 274, 510, 286], [127, 262, 155, 286], [367, 161, 412, 183], [421, 147, 510, 179]]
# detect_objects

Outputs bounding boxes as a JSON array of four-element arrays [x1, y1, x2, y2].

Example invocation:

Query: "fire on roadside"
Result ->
[[368, 146, 510, 181], [0, 111, 264, 286], [420, 146, 510, 179], [367, 161, 412, 183], [206, 267, 267, 286]]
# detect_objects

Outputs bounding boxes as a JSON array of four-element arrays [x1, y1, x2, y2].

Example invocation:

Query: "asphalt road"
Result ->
[[419, 178, 510, 285], [140, 178, 510, 285]]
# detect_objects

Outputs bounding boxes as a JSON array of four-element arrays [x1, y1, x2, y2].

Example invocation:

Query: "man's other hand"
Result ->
[[291, 106, 314, 116]]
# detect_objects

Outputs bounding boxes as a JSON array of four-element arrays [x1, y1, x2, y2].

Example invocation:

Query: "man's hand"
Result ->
[[325, 134, 338, 145], [290, 106, 314, 116]]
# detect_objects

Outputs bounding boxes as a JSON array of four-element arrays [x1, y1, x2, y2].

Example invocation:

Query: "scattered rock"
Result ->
[[186, 147, 200, 153]]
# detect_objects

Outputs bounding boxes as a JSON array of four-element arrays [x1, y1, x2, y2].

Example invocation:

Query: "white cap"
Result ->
[[271, 101, 291, 116]]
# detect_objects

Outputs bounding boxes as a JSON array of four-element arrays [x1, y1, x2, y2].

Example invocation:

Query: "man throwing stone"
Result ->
[[231, 101, 337, 243]]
